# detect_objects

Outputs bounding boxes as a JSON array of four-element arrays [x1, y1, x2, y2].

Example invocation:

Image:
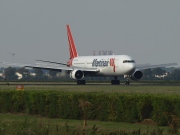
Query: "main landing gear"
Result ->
[[111, 76, 120, 85], [77, 80, 86, 85], [111, 76, 130, 85]]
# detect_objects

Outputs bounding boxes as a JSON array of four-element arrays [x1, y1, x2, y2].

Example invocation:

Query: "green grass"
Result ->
[[0, 83, 180, 134], [0, 113, 168, 135]]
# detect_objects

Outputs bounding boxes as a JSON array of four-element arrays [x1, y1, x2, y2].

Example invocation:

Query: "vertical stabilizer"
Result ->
[[67, 25, 78, 59]]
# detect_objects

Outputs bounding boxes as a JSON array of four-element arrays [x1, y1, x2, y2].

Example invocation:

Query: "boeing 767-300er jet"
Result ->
[[1, 25, 177, 85]]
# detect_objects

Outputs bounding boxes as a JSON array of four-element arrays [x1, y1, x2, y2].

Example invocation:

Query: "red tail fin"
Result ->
[[67, 25, 78, 59]]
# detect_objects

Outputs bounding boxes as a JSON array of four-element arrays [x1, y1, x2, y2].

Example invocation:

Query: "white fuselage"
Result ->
[[72, 55, 136, 76]]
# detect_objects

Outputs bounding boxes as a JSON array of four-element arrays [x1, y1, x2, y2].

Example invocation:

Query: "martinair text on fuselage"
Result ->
[[92, 58, 115, 67]]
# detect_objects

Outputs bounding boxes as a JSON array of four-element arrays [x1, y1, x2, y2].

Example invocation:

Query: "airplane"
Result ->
[[1, 25, 177, 85]]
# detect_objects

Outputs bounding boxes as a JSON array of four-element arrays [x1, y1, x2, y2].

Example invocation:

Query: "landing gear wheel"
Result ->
[[77, 80, 81, 85], [111, 80, 114, 85], [77, 80, 86, 85], [82, 80, 86, 85], [111, 80, 120, 85], [116, 80, 120, 85]]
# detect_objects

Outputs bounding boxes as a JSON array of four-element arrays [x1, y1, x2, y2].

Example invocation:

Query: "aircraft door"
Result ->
[[115, 58, 120, 73], [115, 59, 119, 68], [85, 60, 88, 68]]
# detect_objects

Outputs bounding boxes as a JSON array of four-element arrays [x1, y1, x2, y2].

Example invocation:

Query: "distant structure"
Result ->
[[95, 50, 113, 56], [93, 50, 96, 56], [108, 50, 113, 55], [103, 50, 107, 55], [15, 72, 23, 80]]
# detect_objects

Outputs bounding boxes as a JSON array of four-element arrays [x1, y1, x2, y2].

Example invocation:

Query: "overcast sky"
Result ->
[[0, 0, 180, 67]]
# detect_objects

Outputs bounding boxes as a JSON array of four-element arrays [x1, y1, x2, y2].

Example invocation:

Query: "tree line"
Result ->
[[0, 67, 69, 81], [0, 67, 180, 81]]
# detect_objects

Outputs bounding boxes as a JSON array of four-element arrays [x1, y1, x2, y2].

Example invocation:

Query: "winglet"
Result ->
[[67, 25, 78, 59]]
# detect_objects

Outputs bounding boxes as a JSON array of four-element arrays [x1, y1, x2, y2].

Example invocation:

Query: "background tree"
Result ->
[[17, 67, 32, 81], [152, 68, 167, 79], [17, 67, 29, 75], [152, 68, 166, 76], [168, 69, 180, 80], [34, 69, 43, 80], [4, 67, 18, 81], [142, 69, 154, 80], [49, 70, 58, 79], [34, 68, 48, 81]]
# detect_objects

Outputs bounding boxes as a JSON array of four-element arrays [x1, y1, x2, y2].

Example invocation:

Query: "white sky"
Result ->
[[0, 0, 180, 66]]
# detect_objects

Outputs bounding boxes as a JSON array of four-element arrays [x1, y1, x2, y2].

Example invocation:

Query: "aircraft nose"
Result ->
[[127, 63, 136, 74]]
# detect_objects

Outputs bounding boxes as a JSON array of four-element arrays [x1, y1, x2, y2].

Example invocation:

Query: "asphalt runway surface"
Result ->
[[0, 82, 180, 86]]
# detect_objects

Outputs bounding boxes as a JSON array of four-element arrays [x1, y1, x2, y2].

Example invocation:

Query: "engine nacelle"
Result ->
[[70, 70, 84, 80], [130, 70, 143, 80]]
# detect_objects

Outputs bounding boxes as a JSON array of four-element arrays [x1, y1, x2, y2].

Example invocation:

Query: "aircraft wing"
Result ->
[[25, 65, 99, 72], [136, 63, 151, 67], [136, 63, 178, 70], [0, 61, 99, 72]]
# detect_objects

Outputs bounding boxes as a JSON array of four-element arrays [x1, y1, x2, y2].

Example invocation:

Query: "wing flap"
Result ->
[[36, 59, 68, 66]]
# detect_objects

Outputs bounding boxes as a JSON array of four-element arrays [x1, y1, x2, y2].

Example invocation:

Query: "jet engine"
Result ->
[[70, 70, 84, 80], [130, 70, 143, 80]]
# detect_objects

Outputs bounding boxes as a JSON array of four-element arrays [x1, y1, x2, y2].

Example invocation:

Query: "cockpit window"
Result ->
[[123, 60, 135, 63]]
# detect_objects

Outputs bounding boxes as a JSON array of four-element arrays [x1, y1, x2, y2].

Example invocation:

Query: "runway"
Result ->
[[0, 82, 180, 94], [0, 82, 180, 86]]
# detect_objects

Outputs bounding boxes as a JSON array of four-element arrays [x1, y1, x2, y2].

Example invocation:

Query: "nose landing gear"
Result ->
[[125, 78, 130, 85], [124, 75, 130, 85]]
